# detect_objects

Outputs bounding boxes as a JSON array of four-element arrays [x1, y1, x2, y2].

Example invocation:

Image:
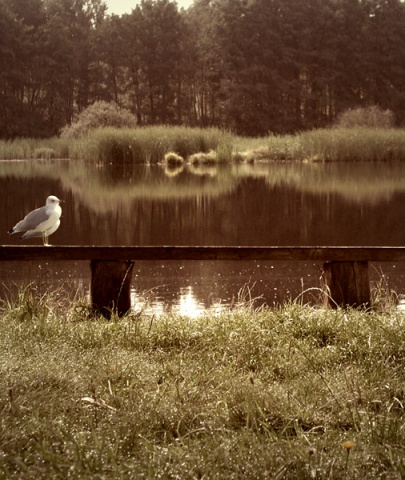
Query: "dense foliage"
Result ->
[[60, 101, 137, 138], [334, 105, 395, 129], [1, 0, 405, 138]]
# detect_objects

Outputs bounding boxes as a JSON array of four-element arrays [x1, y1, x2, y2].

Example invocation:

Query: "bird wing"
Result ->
[[20, 217, 60, 240], [20, 230, 43, 239], [12, 206, 50, 232]]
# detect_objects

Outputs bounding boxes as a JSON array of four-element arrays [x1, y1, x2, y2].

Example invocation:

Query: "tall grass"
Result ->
[[2, 126, 405, 162], [212, 127, 405, 163], [234, 133, 300, 162], [0, 287, 404, 478], [235, 128, 405, 162], [68, 126, 234, 164], [0, 127, 232, 163], [0, 137, 70, 160], [296, 128, 405, 162]]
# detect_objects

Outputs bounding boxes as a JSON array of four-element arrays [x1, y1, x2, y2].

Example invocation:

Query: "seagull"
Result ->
[[8, 195, 62, 246]]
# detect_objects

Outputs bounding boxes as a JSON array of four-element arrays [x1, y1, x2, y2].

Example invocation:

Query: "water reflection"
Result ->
[[1, 160, 405, 313], [134, 286, 218, 319]]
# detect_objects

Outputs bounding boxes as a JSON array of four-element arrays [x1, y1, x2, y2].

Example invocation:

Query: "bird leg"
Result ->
[[43, 233, 50, 246]]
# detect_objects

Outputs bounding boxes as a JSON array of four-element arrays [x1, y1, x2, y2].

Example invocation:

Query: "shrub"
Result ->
[[189, 150, 218, 165], [163, 151, 185, 166], [335, 105, 395, 129], [60, 101, 137, 139]]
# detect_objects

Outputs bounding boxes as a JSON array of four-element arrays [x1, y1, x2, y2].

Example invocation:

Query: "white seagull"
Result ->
[[8, 195, 62, 246]]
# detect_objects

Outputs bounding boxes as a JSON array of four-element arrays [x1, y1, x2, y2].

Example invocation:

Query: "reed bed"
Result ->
[[235, 128, 405, 163], [2, 126, 405, 163], [0, 287, 404, 479], [296, 128, 405, 162], [68, 126, 234, 164], [0, 137, 70, 160]]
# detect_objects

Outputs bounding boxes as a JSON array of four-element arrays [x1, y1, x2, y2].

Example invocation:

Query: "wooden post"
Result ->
[[90, 260, 134, 318], [322, 261, 371, 309]]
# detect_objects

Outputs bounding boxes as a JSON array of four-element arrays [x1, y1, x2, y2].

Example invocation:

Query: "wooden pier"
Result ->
[[1, 246, 405, 317]]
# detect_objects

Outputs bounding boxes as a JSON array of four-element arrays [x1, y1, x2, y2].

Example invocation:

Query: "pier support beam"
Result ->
[[90, 260, 134, 318], [322, 261, 371, 309]]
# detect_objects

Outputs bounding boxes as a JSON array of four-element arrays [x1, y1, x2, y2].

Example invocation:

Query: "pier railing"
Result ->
[[1, 246, 404, 317]]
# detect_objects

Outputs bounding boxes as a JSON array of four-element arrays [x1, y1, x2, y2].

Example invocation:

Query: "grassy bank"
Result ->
[[1, 126, 405, 163], [0, 288, 404, 478]]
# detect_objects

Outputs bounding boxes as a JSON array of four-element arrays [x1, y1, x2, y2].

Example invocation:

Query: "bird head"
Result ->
[[46, 195, 62, 205]]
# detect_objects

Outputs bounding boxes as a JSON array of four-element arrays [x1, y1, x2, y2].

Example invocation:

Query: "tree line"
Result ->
[[1, 0, 405, 138]]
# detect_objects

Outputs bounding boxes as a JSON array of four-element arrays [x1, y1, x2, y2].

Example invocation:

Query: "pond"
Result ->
[[1, 160, 405, 316]]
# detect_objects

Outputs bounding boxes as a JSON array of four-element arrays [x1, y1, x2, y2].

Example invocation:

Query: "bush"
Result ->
[[189, 150, 218, 165], [335, 105, 395, 129], [163, 151, 185, 166], [60, 101, 137, 139]]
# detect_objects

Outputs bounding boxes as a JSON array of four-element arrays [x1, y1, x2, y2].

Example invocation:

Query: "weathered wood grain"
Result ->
[[90, 260, 134, 318], [1, 246, 405, 262], [322, 261, 371, 308]]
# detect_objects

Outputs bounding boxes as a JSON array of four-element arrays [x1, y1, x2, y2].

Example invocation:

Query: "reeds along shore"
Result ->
[[1, 126, 405, 163], [0, 288, 404, 478]]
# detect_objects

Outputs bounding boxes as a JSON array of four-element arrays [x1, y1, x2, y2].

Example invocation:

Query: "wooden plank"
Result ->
[[1, 246, 405, 262], [322, 261, 371, 309], [91, 260, 134, 318]]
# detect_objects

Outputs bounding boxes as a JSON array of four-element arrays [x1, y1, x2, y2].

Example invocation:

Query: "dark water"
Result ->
[[1, 160, 405, 316]]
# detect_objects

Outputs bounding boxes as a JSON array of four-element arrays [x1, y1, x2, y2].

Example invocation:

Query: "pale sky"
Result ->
[[104, 0, 194, 15]]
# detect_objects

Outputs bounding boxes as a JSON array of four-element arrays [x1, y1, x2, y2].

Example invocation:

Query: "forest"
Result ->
[[1, 0, 405, 138]]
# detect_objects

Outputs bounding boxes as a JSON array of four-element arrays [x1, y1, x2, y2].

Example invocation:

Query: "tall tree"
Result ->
[[0, 0, 27, 137], [93, 14, 127, 104], [1, 0, 50, 136], [2, 0, 405, 137], [214, 0, 294, 134], [70, 0, 107, 110], [124, 0, 187, 124], [184, 0, 225, 127], [361, 0, 405, 122], [327, 0, 366, 117]]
